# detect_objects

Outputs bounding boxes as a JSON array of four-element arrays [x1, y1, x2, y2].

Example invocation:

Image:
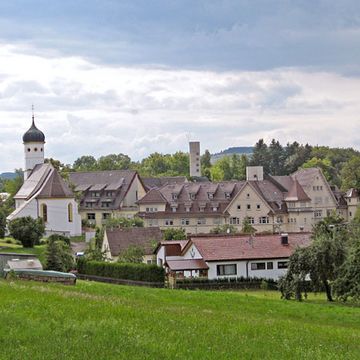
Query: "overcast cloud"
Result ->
[[0, 1, 359, 172]]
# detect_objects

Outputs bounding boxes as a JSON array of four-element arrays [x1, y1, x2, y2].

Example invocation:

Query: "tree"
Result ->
[[45, 236, 74, 272], [333, 237, 360, 302], [278, 247, 311, 301], [163, 228, 187, 240], [45, 158, 72, 178], [72, 155, 97, 171], [104, 217, 144, 229], [97, 153, 131, 171], [268, 139, 286, 175], [251, 139, 270, 173], [241, 217, 256, 235], [118, 245, 145, 263], [0, 208, 6, 238], [8, 217, 45, 248], [341, 156, 360, 190], [210, 224, 237, 234]]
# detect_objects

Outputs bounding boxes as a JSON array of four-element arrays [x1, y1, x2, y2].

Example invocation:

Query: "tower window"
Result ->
[[40, 148, 43, 152], [34, 148, 38, 152], [27, 148, 31, 152]]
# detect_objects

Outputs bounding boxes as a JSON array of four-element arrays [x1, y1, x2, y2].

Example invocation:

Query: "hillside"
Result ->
[[0, 172, 16, 180], [0, 280, 359, 359], [211, 146, 253, 163]]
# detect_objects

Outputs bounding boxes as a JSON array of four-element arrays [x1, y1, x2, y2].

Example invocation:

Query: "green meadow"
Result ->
[[0, 280, 359, 359]]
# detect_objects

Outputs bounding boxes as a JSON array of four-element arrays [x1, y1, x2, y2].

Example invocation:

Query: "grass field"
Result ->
[[0, 241, 46, 264], [0, 280, 359, 359]]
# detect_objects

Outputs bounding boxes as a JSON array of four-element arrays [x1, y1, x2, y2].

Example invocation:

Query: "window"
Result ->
[[146, 207, 158, 213], [181, 218, 190, 226], [41, 204, 47, 223], [208, 193, 214, 200], [106, 191, 114, 197], [247, 193, 250, 198], [350, 211, 352, 217], [225, 192, 231, 199], [251, 262, 266, 270], [259, 216, 269, 224], [314, 210, 322, 218], [217, 264, 237, 276], [267, 262, 273, 270], [237, 204, 241, 210], [256, 204, 261, 210], [92, 191, 101, 197], [171, 207, 177, 213], [27, 148, 31, 152], [102, 213, 111, 220], [197, 218, 206, 225], [165, 219, 174, 226], [288, 202, 295, 208], [247, 204, 251, 210], [230, 217, 240, 225], [172, 194, 177, 200], [85, 202, 93, 208], [278, 261, 288, 269], [213, 218, 222, 225], [101, 202, 110, 208], [190, 193, 195, 200], [68, 203, 73, 223], [87, 213, 95, 220], [276, 216, 283, 224], [212, 206, 218, 212], [248, 217, 255, 224]]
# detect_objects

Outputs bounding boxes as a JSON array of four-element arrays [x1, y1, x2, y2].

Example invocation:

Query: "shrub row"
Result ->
[[77, 259, 165, 283]]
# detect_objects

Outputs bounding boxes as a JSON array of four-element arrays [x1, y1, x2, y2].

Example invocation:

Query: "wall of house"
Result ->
[[207, 259, 288, 280], [122, 175, 147, 208], [38, 198, 82, 236], [226, 183, 274, 232], [346, 197, 360, 220]]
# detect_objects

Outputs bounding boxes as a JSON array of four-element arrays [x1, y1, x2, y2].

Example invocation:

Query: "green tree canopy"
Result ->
[[118, 245, 145, 263], [163, 228, 187, 240], [8, 216, 45, 248]]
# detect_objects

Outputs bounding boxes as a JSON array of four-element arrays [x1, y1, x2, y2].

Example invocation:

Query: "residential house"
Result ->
[[102, 227, 163, 263], [344, 188, 360, 221], [155, 232, 311, 280]]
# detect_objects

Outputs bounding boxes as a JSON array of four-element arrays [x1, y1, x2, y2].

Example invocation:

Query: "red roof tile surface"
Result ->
[[190, 233, 311, 261]]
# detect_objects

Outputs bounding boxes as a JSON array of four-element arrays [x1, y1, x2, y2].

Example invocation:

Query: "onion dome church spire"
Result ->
[[23, 106, 45, 180], [23, 105, 45, 143]]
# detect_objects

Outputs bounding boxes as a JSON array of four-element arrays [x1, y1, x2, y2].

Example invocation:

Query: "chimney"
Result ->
[[280, 233, 289, 246], [246, 166, 263, 181]]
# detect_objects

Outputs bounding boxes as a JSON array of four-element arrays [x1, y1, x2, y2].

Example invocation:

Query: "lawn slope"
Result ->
[[0, 280, 359, 359]]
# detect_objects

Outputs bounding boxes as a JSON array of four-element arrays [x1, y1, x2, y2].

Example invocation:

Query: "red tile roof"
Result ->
[[165, 259, 209, 271], [189, 233, 311, 261]]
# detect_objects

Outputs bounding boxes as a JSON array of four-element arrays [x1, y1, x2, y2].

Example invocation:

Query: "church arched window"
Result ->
[[68, 203, 73, 223], [41, 204, 48, 223]]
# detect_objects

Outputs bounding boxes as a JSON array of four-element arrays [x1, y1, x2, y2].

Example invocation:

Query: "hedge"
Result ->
[[77, 259, 165, 283]]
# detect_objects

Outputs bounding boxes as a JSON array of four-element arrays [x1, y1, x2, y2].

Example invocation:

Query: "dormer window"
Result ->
[[172, 193, 178, 200], [190, 193, 195, 200], [106, 191, 114, 197], [208, 193, 214, 200], [212, 206, 218, 212], [225, 192, 231, 199], [171, 207, 177, 212]]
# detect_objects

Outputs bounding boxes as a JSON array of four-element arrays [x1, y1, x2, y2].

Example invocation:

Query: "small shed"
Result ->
[[5, 258, 43, 272], [0, 253, 38, 277]]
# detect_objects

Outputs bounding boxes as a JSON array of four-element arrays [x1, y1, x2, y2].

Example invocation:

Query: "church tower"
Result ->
[[23, 109, 45, 180]]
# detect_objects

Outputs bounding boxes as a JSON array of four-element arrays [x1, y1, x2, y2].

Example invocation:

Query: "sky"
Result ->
[[0, 0, 360, 172]]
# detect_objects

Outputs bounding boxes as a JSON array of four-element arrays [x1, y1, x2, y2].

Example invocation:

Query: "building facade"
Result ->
[[137, 166, 348, 234]]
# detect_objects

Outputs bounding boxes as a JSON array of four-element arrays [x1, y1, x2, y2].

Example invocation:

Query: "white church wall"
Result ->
[[38, 198, 81, 236]]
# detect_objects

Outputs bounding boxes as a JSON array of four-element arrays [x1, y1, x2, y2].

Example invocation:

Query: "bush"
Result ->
[[8, 216, 45, 248], [45, 237, 74, 272], [47, 234, 71, 246], [77, 260, 165, 283]]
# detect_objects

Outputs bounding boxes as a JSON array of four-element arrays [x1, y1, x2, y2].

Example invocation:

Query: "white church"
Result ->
[[7, 114, 82, 236]]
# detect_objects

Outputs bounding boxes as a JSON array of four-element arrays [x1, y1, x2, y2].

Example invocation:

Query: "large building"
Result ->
[[137, 166, 347, 234], [7, 114, 82, 236], [69, 170, 147, 227]]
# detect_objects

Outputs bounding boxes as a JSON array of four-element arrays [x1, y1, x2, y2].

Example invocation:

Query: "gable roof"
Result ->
[[345, 188, 359, 198], [105, 227, 163, 257], [189, 233, 311, 261], [37, 170, 74, 198], [14, 163, 74, 200], [284, 178, 311, 202], [137, 188, 167, 204]]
